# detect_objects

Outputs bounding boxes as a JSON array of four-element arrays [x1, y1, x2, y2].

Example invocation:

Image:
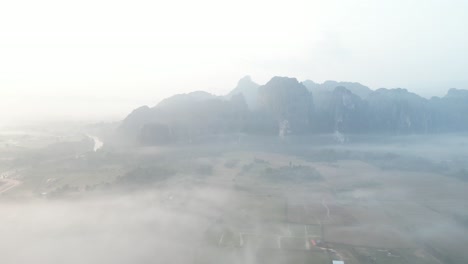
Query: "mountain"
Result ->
[[119, 76, 468, 145], [329, 86, 369, 133], [157, 91, 216, 109], [302, 80, 372, 133], [121, 91, 250, 144], [301, 80, 322, 93], [119, 105, 154, 138], [367, 88, 430, 134], [302, 80, 373, 99], [429, 88, 468, 132], [227, 76, 260, 110], [257, 77, 313, 135]]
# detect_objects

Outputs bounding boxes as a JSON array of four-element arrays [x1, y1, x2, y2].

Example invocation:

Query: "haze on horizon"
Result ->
[[1, 0, 467, 126]]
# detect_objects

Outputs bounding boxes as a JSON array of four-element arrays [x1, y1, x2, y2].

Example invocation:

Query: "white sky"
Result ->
[[1, 0, 467, 126]]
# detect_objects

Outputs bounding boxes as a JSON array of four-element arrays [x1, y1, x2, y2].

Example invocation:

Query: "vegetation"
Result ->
[[262, 165, 322, 182]]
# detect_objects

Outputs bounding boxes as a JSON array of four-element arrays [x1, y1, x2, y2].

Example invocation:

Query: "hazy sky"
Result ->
[[1, 0, 467, 126]]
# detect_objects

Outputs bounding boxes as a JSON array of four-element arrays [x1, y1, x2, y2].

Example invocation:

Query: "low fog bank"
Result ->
[[1, 124, 468, 264], [0, 186, 229, 264], [2, 178, 468, 264]]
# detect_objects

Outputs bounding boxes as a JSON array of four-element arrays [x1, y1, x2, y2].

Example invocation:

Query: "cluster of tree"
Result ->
[[119, 76, 468, 145]]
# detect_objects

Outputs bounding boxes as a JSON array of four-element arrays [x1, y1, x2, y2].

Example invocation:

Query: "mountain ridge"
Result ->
[[119, 76, 468, 144]]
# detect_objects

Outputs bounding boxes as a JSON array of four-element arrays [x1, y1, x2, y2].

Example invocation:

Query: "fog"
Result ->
[[0, 187, 228, 264], [1, 0, 468, 126], [1, 126, 468, 263], [1, 1, 468, 263]]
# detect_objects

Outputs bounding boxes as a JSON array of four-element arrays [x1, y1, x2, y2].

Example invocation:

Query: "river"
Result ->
[[86, 134, 104, 152]]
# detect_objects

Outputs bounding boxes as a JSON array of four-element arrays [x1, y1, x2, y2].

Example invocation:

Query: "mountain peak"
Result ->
[[157, 91, 216, 109], [446, 88, 468, 98], [238, 75, 253, 84], [267, 76, 300, 86], [227, 75, 260, 110], [303, 80, 372, 99]]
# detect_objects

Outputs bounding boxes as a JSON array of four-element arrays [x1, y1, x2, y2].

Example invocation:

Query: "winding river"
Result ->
[[86, 134, 104, 152]]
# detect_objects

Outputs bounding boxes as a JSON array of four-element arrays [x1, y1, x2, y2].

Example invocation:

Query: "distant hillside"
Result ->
[[322, 86, 368, 133], [257, 77, 313, 135], [119, 76, 468, 145], [429, 89, 468, 132], [226, 76, 260, 110], [120, 90, 250, 144], [367, 88, 430, 133], [157, 91, 217, 109], [302, 80, 373, 99]]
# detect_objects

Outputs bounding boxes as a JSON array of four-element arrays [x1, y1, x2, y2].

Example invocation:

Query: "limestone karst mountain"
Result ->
[[257, 77, 314, 134], [367, 88, 430, 134], [429, 88, 468, 132], [120, 76, 468, 144], [303, 80, 372, 99], [227, 75, 260, 110]]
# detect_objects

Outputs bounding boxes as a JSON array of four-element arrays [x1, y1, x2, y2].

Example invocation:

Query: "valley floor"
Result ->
[[1, 130, 467, 264]]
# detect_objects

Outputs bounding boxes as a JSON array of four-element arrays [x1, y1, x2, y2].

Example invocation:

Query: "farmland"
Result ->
[[1, 129, 468, 264]]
